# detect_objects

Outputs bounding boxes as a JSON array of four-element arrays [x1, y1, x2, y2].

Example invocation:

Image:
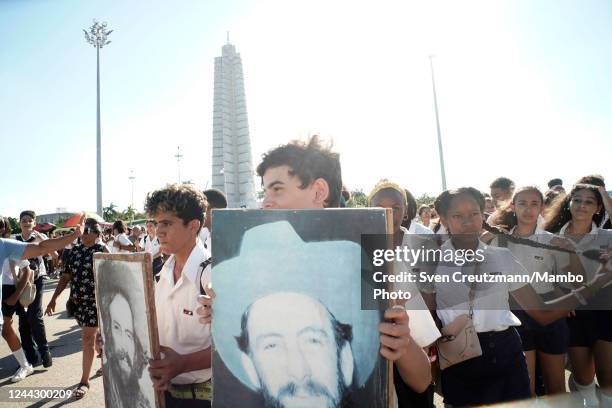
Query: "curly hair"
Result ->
[[256, 135, 342, 208], [543, 183, 604, 233], [145, 184, 208, 231]]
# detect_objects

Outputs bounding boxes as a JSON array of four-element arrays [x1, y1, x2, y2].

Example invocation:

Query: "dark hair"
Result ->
[[0, 217, 11, 238], [547, 178, 563, 188], [145, 184, 208, 231], [434, 187, 485, 217], [418, 204, 430, 217], [490, 186, 543, 230], [112, 220, 127, 234], [84, 218, 101, 235], [19, 210, 36, 221], [577, 174, 605, 188], [404, 189, 417, 222], [256, 135, 342, 208], [489, 177, 515, 191], [544, 189, 564, 207], [203, 188, 228, 209], [544, 183, 604, 233], [236, 299, 353, 354], [145, 219, 157, 226]]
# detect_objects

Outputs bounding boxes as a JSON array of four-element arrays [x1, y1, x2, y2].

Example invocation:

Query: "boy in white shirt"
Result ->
[[144, 184, 212, 408]]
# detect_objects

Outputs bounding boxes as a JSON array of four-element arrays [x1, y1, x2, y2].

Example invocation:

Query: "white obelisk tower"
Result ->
[[211, 35, 257, 208]]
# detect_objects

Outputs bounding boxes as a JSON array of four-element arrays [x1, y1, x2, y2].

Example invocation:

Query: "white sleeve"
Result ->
[[118, 235, 132, 246], [507, 252, 529, 292]]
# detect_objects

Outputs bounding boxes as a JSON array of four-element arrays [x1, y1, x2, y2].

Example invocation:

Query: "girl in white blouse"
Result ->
[[488, 186, 583, 396], [421, 187, 611, 407], [544, 183, 612, 407]]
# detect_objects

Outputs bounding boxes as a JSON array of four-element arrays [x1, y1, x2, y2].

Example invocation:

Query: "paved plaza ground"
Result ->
[[0, 279, 103, 407]]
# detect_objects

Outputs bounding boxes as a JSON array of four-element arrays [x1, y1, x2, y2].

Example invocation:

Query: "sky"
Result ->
[[1, 0, 611, 217]]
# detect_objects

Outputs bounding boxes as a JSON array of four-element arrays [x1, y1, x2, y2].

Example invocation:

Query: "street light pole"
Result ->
[[175, 146, 183, 183], [429, 55, 447, 191], [84, 20, 112, 216], [129, 170, 135, 209]]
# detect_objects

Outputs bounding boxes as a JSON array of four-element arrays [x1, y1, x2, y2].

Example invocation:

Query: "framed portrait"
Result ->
[[93, 253, 163, 408], [211, 209, 393, 408]]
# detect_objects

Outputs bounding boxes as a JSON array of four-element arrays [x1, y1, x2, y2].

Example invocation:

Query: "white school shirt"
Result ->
[[155, 242, 212, 385], [407, 221, 433, 235], [111, 233, 132, 254], [197, 227, 211, 250], [393, 227, 441, 347], [140, 234, 161, 257], [490, 227, 571, 294], [559, 222, 612, 286], [423, 240, 526, 333], [1, 259, 30, 285], [15, 233, 47, 276]]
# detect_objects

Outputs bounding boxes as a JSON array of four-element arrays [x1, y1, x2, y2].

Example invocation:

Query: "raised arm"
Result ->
[[22, 215, 84, 260]]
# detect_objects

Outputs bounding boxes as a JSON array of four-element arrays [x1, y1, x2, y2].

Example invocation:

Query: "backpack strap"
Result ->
[[198, 257, 212, 295]]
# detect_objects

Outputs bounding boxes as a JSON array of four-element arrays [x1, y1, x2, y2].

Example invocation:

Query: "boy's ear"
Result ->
[[312, 178, 330, 206], [188, 218, 202, 233]]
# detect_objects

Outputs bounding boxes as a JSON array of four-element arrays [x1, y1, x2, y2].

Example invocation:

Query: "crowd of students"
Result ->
[[0, 135, 611, 407]]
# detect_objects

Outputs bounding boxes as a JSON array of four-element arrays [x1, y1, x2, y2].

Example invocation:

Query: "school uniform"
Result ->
[[407, 221, 434, 235], [422, 240, 531, 406], [155, 242, 212, 407], [491, 228, 570, 354], [1, 259, 31, 318], [197, 227, 211, 250], [140, 234, 163, 274], [14, 234, 50, 366], [111, 233, 132, 254], [560, 222, 612, 347]]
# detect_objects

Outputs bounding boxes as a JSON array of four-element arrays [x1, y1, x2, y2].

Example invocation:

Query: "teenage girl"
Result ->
[[544, 183, 612, 407]]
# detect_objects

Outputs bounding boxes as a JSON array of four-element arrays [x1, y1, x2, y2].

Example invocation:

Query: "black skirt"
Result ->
[[441, 327, 530, 406]]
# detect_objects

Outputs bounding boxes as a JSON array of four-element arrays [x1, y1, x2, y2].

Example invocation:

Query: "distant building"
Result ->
[[211, 38, 257, 208], [36, 212, 73, 224]]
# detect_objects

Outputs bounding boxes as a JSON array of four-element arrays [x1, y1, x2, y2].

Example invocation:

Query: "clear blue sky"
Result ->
[[1, 0, 611, 217]]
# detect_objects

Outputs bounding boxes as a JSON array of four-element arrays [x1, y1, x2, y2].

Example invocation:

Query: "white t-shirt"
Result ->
[[423, 240, 527, 332], [490, 227, 571, 294], [14, 233, 47, 277], [111, 233, 132, 254], [407, 221, 434, 235], [140, 234, 161, 257], [2, 259, 31, 285], [197, 227, 211, 250], [155, 242, 212, 384]]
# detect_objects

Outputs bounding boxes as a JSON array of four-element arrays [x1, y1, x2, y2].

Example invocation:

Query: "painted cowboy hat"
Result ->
[[212, 221, 380, 391]]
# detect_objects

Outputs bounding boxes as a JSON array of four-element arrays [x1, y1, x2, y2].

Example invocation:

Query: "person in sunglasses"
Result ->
[[45, 218, 109, 400]]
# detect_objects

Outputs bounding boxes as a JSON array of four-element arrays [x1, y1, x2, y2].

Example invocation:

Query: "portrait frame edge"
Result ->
[[93, 252, 165, 408]]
